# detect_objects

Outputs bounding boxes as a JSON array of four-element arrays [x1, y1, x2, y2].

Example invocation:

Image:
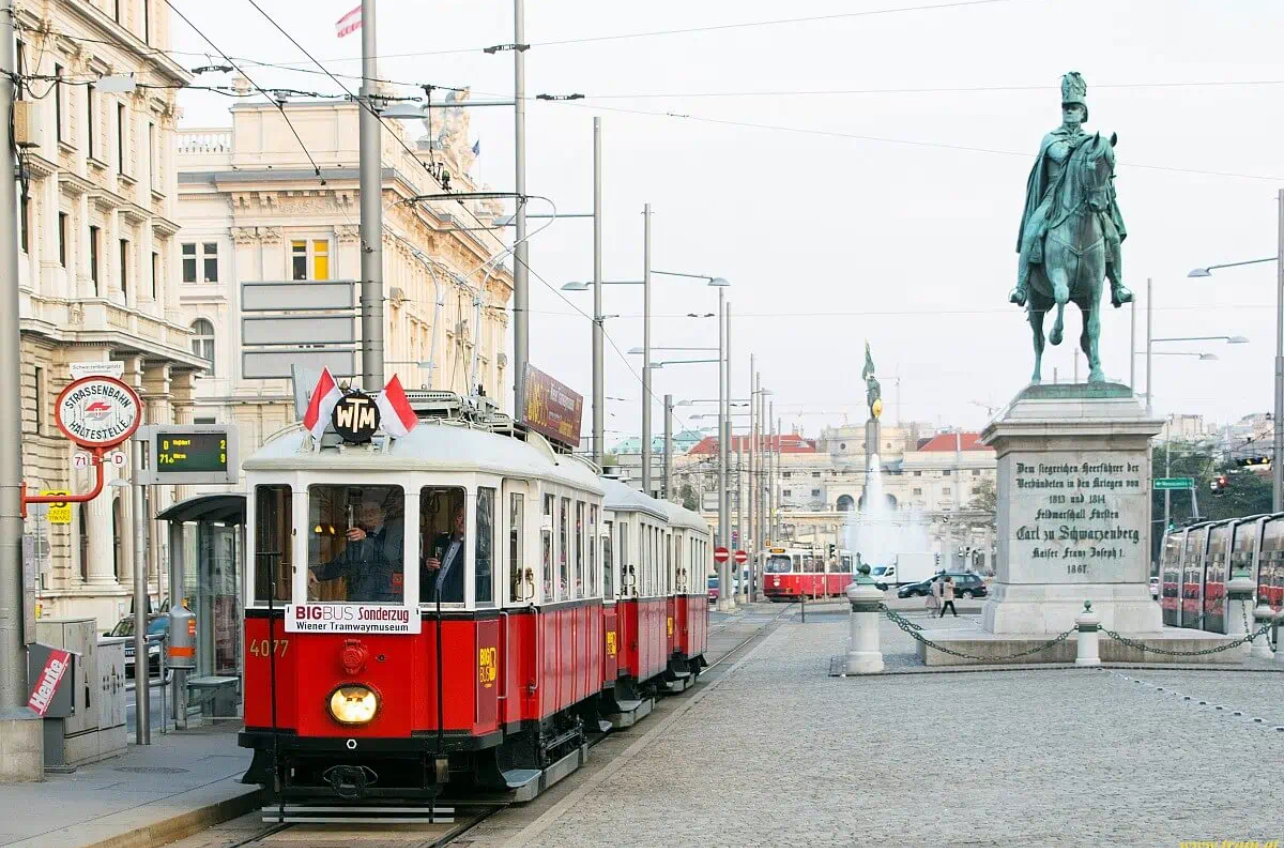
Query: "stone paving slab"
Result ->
[[500, 614, 1284, 848], [0, 725, 257, 848]]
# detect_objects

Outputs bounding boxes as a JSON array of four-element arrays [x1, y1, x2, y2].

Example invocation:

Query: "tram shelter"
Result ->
[[157, 494, 246, 694]]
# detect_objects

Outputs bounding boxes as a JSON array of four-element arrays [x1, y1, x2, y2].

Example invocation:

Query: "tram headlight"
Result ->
[[327, 685, 379, 725]]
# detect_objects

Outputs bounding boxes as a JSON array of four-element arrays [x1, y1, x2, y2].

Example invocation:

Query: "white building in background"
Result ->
[[175, 91, 513, 449], [19, 0, 204, 629]]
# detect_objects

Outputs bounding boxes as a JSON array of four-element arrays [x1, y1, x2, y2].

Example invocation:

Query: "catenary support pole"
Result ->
[[1275, 189, 1284, 511], [591, 118, 604, 466], [0, 0, 44, 779], [1145, 278, 1153, 416], [663, 394, 673, 500], [716, 288, 731, 610], [359, 0, 384, 391], [747, 357, 755, 602], [512, 0, 529, 415], [133, 452, 150, 745], [641, 204, 652, 495]]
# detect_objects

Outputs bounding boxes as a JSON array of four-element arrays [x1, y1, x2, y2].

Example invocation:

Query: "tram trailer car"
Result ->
[[239, 398, 709, 805]]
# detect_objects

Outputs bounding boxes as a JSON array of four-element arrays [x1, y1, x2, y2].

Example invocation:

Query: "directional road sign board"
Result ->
[[1154, 477, 1195, 490]]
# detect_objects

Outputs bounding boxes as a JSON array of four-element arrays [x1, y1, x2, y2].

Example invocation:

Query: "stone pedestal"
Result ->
[[844, 570, 884, 675], [980, 383, 1164, 635], [0, 710, 44, 782]]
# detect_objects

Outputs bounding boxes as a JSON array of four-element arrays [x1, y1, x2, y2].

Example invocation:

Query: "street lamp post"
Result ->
[[1187, 187, 1284, 509], [592, 119, 604, 466]]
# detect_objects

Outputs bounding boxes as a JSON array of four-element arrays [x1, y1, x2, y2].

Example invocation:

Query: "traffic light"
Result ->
[[1210, 474, 1229, 495], [1235, 456, 1271, 468]]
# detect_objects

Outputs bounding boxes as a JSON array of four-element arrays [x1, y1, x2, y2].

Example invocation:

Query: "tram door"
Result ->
[[1179, 526, 1208, 629]]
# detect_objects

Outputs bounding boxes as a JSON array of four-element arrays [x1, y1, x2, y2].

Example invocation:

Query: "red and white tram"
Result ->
[[760, 546, 853, 600], [1159, 513, 1281, 633], [239, 393, 711, 804]]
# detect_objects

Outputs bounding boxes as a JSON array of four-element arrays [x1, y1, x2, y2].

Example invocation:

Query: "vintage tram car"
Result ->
[[240, 392, 710, 803]]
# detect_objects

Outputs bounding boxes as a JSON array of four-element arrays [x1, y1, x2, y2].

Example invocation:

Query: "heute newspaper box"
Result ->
[[27, 642, 76, 772]]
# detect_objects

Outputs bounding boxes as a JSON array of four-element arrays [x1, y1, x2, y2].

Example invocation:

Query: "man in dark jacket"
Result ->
[[423, 505, 466, 603], [310, 495, 404, 602]]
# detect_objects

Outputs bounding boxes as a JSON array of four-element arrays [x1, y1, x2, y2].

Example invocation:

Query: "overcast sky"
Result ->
[[174, 0, 1284, 442]]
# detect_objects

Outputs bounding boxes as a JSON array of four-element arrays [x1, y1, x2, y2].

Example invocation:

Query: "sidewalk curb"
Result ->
[[7, 782, 261, 848]]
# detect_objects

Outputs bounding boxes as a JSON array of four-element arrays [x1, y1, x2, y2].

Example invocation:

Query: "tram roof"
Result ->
[[600, 477, 669, 521], [244, 423, 603, 494], [660, 499, 709, 534]]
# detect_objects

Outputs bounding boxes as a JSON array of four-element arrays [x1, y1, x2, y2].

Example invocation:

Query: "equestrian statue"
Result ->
[[1010, 72, 1131, 384]]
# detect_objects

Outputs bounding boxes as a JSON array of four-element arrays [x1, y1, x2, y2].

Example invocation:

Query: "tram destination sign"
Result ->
[[286, 603, 421, 635], [135, 425, 239, 485], [521, 365, 583, 448]]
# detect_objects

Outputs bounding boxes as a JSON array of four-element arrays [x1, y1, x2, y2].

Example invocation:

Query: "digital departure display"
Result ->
[[155, 432, 228, 474]]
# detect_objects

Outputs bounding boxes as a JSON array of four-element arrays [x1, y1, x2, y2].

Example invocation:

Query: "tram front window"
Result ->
[[308, 485, 405, 603], [765, 555, 793, 574], [422, 487, 467, 604]]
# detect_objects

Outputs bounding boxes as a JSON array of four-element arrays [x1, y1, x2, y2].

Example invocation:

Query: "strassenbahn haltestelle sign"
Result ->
[[54, 376, 142, 449]]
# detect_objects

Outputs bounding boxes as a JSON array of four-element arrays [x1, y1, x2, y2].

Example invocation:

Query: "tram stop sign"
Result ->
[[734, 550, 748, 565], [714, 547, 730, 564], [54, 376, 141, 449]]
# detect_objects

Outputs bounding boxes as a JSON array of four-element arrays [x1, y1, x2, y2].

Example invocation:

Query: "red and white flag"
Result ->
[[376, 374, 418, 438], [302, 368, 343, 440], [335, 4, 362, 38]]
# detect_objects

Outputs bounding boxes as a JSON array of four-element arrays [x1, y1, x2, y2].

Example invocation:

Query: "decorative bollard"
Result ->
[[1251, 601, 1276, 661], [1225, 568, 1256, 656], [845, 564, 884, 675], [1075, 600, 1101, 666]]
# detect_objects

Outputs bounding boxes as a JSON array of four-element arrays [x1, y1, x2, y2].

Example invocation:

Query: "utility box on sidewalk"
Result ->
[[32, 619, 127, 771]]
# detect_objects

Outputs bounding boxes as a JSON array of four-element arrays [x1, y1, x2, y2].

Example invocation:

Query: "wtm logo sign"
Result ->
[[332, 392, 380, 444]]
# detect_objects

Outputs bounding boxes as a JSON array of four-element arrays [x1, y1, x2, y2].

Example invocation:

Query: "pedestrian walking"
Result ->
[[939, 576, 958, 618], [926, 579, 940, 617]]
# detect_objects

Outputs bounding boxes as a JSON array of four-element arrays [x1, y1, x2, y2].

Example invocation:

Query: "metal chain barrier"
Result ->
[[880, 604, 1074, 661], [1102, 618, 1277, 657]]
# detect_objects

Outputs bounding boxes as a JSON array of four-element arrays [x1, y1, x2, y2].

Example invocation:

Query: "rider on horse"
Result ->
[[1010, 72, 1132, 309]]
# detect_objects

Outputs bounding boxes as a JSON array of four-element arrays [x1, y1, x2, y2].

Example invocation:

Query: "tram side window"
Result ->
[[619, 522, 630, 596], [475, 487, 495, 608], [574, 501, 585, 600], [509, 493, 527, 604], [666, 533, 673, 594], [559, 497, 570, 601], [308, 485, 404, 604], [254, 485, 292, 604], [602, 519, 614, 599], [542, 495, 554, 602], [420, 487, 467, 604], [588, 505, 598, 598]]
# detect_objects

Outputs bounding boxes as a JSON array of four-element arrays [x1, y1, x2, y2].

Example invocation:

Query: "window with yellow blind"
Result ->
[[290, 239, 331, 281]]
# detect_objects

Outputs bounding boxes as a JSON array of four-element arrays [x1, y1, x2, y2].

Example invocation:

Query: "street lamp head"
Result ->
[[561, 281, 590, 291], [707, 277, 731, 288], [1198, 353, 1219, 361], [380, 102, 426, 120], [627, 347, 644, 355], [1187, 267, 1212, 278], [1228, 335, 1250, 344]]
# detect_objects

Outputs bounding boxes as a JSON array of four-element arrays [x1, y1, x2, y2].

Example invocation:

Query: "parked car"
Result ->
[[107, 615, 170, 678], [897, 572, 988, 600]]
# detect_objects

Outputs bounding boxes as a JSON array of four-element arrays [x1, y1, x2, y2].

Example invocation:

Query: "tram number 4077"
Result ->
[[248, 639, 290, 657]]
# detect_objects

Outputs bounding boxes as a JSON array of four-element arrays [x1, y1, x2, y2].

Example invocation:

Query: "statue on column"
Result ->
[[1009, 72, 1131, 385], [862, 342, 882, 422]]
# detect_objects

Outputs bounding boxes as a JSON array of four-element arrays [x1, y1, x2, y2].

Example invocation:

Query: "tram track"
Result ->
[[207, 602, 794, 848]]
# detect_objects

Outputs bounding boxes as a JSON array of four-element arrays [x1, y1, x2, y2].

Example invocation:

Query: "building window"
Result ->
[[942, 487, 952, 495], [86, 84, 96, 159], [782, 471, 791, 479], [34, 366, 44, 432], [783, 489, 792, 497], [78, 504, 89, 580], [811, 489, 821, 497], [143, 0, 151, 43], [913, 470, 922, 477], [58, 213, 68, 266], [972, 469, 980, 476], [117, 103, 127, 174], [191, 319, 215, 372], [20, 194, 29, 253], [291, 239, 330, 281], [148, 122, 156, 188], [182, 242, 218, 283], [119, 239, 129, 296], [114, 0, 121, 24], [152, 251, 159, 299], [971, 487, 981, 495], [54, 64, 63, 142], [193, 416, 216, 425], [89, 226, 100, 293], [811, 472, 820, 478], [943, 469, 951, 476], [912, 487, 923, 496]]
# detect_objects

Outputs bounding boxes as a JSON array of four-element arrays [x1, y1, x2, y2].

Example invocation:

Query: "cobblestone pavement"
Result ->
[[503, 610, 1284, 848]]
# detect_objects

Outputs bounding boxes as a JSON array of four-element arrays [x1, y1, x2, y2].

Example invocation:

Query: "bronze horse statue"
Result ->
[[1024, 132, 1119, 384]]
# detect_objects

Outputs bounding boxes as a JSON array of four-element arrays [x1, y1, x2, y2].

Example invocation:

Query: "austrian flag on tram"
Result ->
[[302, 368, 343, 440], [376, 374, 417, 438]]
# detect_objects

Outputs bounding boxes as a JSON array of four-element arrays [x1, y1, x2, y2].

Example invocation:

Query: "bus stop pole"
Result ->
[[132, 445, 150, 745]]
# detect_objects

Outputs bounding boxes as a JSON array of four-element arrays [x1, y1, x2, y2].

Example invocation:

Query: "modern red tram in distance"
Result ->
[[239, 391, 711, 804], [1158, 513, 1279, 634]]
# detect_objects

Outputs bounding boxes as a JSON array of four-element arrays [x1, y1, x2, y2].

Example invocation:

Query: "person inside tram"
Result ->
[[424, 504, 467, 604], [309, 491, 405, 603]]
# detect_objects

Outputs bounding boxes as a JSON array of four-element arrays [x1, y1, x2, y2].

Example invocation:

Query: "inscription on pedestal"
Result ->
[[1008, 452, 1148, 584]]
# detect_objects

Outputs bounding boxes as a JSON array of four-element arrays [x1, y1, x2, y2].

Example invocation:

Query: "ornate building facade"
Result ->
[[18, 0, 203, 628], [175, 94, 513, 449]]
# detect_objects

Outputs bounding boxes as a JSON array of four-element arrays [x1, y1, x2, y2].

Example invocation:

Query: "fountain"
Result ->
[[844, 454, 929, 574]]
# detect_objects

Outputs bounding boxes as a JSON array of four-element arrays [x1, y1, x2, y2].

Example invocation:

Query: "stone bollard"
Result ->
[[1251, 601, 1276, 661], [1075, 600, 1102, 666], [1225, 568, 1256, 656], [845, 564, 884, 675]]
